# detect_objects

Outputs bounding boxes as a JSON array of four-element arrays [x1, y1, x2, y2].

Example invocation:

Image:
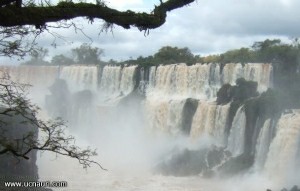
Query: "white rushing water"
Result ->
[[263, 110, 300, 186], [254, 119, 274, 171], [222, 63, 272, 92], [0, 65, 59, 87], [147, 63, 221, 100], [227, 106, 246, 156], [144, 98, 186, 135], [190, 101, 229, 146], [3, 63, 299, 191], [99, 65, 137, 105], [60, 65, 98, 92]]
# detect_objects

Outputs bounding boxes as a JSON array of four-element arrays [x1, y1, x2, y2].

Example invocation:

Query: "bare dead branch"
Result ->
[[0, 73, 105, 170]]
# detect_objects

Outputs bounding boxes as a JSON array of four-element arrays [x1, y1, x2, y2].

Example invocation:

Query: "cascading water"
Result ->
[[226, 106, 246, 156], [99, 65, 137, 104], [144, 98, 186, 135], [4, 62, 299, 191], [0, 65, 59, 88], [190, 101, 218, 139], [59, 65, 98, 92], [119, 65, 138, 95], [264, 110, 300, 185], [222, 63, 272, 92], [0, 65, 59, 104], [190, 101, 229, 146], [254, 119, 274, 171], [147, 63, 221, 99]]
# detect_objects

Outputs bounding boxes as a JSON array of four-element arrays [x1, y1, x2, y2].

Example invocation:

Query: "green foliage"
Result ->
[[51, 54, 74, 65], [57, 1, 75, 8], [200, 38, 300, 69], [120, 46, 199, 66], [22, 47, 50, 65], [200, 54, 221, 63], [252, 39, 281, 51], [219, 48, 256, 64], [72, 43, 104, 65], [153, 46, 197, 65]]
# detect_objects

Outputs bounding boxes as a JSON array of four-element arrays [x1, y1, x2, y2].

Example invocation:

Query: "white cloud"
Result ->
[[106, 0, 143, 10]]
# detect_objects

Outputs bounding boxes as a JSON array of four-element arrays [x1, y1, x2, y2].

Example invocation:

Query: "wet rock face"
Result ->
[[216, 84, 233, 105], [0, 109, 38, 187], [154, 146, 231, 177], [181, 98, 198, 135], [0, 109, 53, 191], [154, 143, 257, 177], [216, 78, 259, 105], [290, 186, 300, 191], [0, 109, 38, 179], [267, 185, 300, 191], [46, 78, 71, 120], [217, 153, 255, 176]]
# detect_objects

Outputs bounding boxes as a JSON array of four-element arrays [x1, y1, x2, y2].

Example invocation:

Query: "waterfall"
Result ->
[[0, 63, 278, 167], [151, 63, 222, 99], [264, 110, 300, 183], [227, 106, 246, 156], [144, 98, 186, 135], [119, 65, 138, 95], [0, 65, 60, 104], [190, 101, 217, 138], [99, 65, 137, 103], [222, 63, 272, 92], [145, 64, 222, 135], [99, 65, 122, 96], [144, 63, 273, 142], [254, 119, 273, 170], [190, 101, 229, 145], [4, 63, 300, 190], [0, 63, 274, 133], [244, 63, 273, 92], [222, 63, 244, 85], [60, 65, 98, 92], [0, 65, 59, 87]]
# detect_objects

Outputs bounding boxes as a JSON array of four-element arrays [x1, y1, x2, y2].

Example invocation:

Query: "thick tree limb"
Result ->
[[0, 0, 195, 30]]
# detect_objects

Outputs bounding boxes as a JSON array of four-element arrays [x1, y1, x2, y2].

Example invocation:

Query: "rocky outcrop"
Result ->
[[216, 78, 259, 105], [0, 108, 52, 190], [154, 146, 231, 177], [181, 98, 198, 135]]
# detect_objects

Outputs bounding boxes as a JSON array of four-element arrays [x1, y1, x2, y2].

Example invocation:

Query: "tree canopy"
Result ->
[[119, 46, 199, 66], [22, 47, 49, 65], [72, 43, 103, 64]]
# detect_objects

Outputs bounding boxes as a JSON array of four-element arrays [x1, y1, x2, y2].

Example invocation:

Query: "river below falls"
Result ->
[[37, 153, 277, 191]]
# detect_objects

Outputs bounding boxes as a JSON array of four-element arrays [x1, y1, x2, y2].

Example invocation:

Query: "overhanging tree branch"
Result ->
[[0, 0, 195, 30], [0, 73, 106, 170]]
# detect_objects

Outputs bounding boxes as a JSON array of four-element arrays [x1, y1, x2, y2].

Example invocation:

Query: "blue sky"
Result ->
[[1, 0, 299, 64]]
